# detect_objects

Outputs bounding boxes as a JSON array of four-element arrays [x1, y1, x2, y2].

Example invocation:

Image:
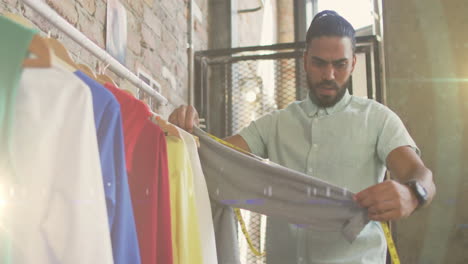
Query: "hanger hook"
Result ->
[[103, 63, 110, 74]]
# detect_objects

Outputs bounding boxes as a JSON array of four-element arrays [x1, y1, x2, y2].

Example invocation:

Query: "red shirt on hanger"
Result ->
[[105, 83, 173, 264]]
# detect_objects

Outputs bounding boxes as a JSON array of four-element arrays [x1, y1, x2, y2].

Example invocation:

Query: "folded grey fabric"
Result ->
[[194, 127, 369, 243]]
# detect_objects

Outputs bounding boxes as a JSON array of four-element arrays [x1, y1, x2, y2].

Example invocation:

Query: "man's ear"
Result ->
[[351, 54, 357, 72]]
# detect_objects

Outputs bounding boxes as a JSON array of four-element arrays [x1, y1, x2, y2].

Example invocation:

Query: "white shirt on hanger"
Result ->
[[4, 66, 114, 264]]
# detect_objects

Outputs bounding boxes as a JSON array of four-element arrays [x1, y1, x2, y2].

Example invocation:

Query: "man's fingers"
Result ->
[[168, 105, 200, 133], [168, 108, 177, 124], [177, 105, 187, 130], [355, 188, 385, 207], [368, 200, 395, 215], [354, 180, 396, 205], [355, 194, 374, 208], [185, 106, 197, 133], [355, 184, 382, 203], [357, 193, 393, 209]]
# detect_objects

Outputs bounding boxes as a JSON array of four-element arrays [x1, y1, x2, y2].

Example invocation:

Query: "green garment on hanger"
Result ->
[[0, 15, 37, 178], [0, 15, 38, 264]]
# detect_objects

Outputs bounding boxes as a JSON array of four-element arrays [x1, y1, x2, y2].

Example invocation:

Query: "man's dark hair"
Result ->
[[305, 10, 356, 53]]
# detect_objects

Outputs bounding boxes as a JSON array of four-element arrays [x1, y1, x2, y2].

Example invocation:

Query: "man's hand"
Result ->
[[168, 105, 199, 133], [354, 179, 419, 221], [353, 146, 435, 222]]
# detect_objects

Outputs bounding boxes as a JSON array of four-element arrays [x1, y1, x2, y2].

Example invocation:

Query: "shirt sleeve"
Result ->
[[238, 113, 275, 158], [376, 106, 420, 165]]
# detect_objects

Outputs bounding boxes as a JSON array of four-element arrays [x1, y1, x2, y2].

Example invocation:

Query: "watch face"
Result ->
[[416, 182, 428, 198]]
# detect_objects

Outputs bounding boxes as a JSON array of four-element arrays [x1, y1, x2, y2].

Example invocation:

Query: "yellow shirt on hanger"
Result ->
[[166, 136, 204, 264]]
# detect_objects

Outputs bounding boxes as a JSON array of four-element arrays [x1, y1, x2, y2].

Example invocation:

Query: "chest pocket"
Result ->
[[314, 115, 377, 182]]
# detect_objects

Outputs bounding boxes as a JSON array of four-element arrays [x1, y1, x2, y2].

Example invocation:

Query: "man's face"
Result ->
[[303, 36, 356, 107]]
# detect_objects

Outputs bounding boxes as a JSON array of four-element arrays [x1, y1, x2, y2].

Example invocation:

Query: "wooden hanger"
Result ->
[[23, 34, 52, 68], [45, 37, 78, 70], [77, 63, 97, 79], [151, 113, 181, 139], [97, 73, 117, 86], [154, 115, 182, 139]]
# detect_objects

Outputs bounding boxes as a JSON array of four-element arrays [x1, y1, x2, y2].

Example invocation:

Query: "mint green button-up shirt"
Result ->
[[239, 90, 419, 264]]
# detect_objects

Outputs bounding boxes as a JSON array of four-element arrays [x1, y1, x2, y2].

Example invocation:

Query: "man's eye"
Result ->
[[313, 60, 326, 67], [334, 62, 347, 69]]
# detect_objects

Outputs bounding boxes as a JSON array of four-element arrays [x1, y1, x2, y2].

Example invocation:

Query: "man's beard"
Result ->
[[307, 76, 351, 108]]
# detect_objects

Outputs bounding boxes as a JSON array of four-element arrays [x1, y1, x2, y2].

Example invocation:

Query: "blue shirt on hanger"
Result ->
[[74, 71, 141, 264]]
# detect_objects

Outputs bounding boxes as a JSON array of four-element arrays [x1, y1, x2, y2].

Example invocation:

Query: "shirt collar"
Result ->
[[302, 89, 352, 117]]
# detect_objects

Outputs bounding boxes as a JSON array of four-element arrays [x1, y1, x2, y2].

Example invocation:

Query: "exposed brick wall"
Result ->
[[0, 0, 208, 116]]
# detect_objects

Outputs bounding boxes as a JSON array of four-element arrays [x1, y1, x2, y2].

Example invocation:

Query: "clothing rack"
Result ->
[[22, 0, 169, 106]]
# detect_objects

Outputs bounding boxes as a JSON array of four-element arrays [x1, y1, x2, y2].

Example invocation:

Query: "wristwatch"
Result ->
[[405, 180, 428, 209]]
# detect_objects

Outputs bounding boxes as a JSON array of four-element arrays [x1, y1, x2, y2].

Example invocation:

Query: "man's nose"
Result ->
[[322, 64, 335, 80]]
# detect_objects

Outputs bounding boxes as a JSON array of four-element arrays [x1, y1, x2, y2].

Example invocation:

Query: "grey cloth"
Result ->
[[211, 201, 240, 264], [194, 127, 369, 263]]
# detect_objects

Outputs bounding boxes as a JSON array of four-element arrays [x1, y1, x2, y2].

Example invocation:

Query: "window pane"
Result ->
[[317, 0, 373, 30]]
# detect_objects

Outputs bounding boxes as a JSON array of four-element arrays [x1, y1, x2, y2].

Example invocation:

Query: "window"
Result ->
[[309, 0, 374, 31]]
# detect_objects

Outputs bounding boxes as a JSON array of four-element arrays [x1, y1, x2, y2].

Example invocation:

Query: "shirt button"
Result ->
[[313, 118, 319, 124], [308, 168, 313, 173], [312, 143, 318, 148]]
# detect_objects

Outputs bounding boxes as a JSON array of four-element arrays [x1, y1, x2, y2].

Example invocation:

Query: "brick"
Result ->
[[122, 0, 143, 17], [78, 9, 105, 48], [127, 28, 142, 55], [161, 0, 176, 19], [166, 85, 187, 105], [46, 0, 78, 25], [175, 61, 187, 83], [143, 7, 162, 37], [162, 29, 177, 57], [141, 49, 155, 72], [2, 0, 18, 9], [177, 11, 187, 35], [126, 11, 142, 55], [141, 24, 156, 51], [125, 50, 137, 71], [158, 48, 171, 71], [143, 0, 153, 8], [126, 8, 139, 31], [95, 0, 106, 25], [154, 2, 169, 22], [76, 0, 96, 15], [179, 50, 188, 67]]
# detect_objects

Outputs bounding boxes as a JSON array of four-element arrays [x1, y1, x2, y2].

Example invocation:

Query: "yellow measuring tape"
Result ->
[[234, 208, 266, 257], [381, 221, 400, 264], [205, 132, 400, 262]]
